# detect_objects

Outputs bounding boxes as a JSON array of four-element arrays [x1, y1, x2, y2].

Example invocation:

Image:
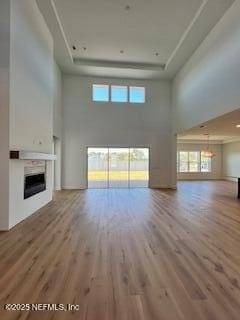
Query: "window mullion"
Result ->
[[200, 151, 202, 172]]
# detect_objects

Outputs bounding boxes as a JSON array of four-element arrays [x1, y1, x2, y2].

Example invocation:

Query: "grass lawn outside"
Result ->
[[88, 171, 149, 181]]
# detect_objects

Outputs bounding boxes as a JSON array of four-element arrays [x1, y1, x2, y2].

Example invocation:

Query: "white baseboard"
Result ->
[[0, 227, 9, 231], [62, 186, 86, 190], [63, 185, 177, 190], [222, 176, 238, 182], [177, 178, 221, 181], [150, 185, 177, 189]]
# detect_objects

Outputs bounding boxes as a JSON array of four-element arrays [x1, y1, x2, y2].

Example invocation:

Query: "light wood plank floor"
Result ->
[[0, 181, 240, 320]]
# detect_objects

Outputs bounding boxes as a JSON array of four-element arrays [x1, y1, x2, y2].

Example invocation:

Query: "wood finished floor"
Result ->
[[0, 181, 240, 320]]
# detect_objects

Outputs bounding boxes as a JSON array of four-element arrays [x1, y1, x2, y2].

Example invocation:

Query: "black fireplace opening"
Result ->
[[24, 173, 46, 199]]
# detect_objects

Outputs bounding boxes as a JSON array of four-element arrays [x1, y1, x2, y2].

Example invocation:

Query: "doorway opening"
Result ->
[[87, 147, 149, 188], [52, 136, 61, 191]]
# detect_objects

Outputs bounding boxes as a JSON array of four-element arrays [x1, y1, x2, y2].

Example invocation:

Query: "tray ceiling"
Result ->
[[37, 0, 235, 79]]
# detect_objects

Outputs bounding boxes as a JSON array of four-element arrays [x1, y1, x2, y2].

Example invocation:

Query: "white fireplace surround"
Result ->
[[9, 159, 53, 229]]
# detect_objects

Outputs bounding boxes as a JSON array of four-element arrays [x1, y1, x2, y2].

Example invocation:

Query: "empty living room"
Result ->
[[1, 0, 240, 319]]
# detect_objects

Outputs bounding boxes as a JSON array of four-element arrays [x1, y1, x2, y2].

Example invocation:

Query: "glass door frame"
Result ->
[[87, 146, 150, 189], [87, 147, 109, 188], [108, 147, 130, 188]]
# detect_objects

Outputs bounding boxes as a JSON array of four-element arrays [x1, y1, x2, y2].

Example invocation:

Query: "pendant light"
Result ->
[[202, 134, 215, 158]]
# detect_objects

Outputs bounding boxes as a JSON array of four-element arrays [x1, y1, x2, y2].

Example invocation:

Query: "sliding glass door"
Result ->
[[129, 148, 149, 188], [87, 148, 108, 188], [87, 147, 149, 189], [109, 148, 129, 188]]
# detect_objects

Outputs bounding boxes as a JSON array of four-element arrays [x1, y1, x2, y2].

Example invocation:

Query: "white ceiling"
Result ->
[[37, 0, 235, 79], [178, 109, 240, 143]]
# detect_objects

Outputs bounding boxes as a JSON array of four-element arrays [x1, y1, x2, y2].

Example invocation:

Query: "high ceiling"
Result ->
[[37, 0, 234, 79], [178, 109, 240, 143]]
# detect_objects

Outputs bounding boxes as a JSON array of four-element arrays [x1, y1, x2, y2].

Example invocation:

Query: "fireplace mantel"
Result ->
[[10, 150, 57, 161]]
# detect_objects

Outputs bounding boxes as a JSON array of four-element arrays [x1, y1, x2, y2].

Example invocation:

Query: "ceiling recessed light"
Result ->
[[236, 124, 240, 128], [83, 47, 87, 51], [72, 45, 76, 50], [120, 50, 124, 54], [155, 52, 159, 56], [125, 5, 131, 10]]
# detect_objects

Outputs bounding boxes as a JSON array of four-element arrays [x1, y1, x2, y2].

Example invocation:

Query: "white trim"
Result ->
[[165, 0, 208, 69], [223, 176, 238, 182], [222, 138, 240, 144], [62, 186, 86, 190], [150, 185, 177, 189], [177, 139, 222, 145], [178, 138, 240, 145], [178, 178, 221, 181], [51, 0, 73, 63], [74, 58, 165, 71]]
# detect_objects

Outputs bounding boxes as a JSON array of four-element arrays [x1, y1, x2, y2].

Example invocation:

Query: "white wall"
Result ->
[[173, 0, 240, 133], [177, 142, 222, 180], [8, 0, 55, 229], [222, 141, 240, 181], [63, 76, 175, 189], [9, 0, 53, 152], [53, 62, 62, 190], [0, 1, 10, 230], [53, 61, 62, 139]]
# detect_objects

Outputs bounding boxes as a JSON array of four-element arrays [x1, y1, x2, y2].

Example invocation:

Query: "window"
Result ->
[[201, 152, 211, 172], [92, 84, 145, 103], [129, 86, 145, 103], [189, 151, 200, 172], [111, 86, 128, 102], [177, 151, 212, 173], [88, 147, 149, 188], [179, 152, 188, 172], [92, 84, 109, 102]]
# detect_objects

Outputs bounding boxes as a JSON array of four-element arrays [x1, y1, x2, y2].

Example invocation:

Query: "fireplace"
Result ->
[[24, 161, 46, 199]]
